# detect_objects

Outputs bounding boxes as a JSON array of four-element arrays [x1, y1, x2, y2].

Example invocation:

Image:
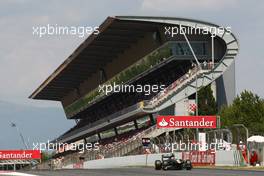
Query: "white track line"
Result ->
[[0, 172, 38, 176]]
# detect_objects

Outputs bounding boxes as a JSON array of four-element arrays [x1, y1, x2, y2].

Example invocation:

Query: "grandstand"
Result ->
[[29, 16, 238, 166]]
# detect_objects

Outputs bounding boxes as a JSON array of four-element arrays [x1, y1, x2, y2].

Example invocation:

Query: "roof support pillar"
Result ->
[[212, 35, 215, 65]]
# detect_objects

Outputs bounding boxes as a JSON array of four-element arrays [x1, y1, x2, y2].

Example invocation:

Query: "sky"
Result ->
[[0, 0, 263, 108]]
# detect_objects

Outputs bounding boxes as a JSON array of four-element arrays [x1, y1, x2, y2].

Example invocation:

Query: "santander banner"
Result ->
[[0, 150, 41, 160], [157, 116, 217, 129]]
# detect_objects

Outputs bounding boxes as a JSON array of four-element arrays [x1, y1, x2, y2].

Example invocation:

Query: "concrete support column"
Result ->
[[211, 81, 217, 102], [175, 98, 188, 115], [114, 127, 118, 135], [149, 114, 155, 125], [134, 120, 138, 129]]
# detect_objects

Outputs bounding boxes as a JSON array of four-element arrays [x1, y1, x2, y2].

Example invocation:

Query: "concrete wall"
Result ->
[[63, 151, 243, 169], [216, 150, 244, 166], [174, 98, 189, 115]]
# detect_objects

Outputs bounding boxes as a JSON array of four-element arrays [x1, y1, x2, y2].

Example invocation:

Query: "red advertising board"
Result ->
[[0, 150, 41, 160], [182, 151, 215, 166], [73, 162, 84, 169], [157, 116, 217, 129]]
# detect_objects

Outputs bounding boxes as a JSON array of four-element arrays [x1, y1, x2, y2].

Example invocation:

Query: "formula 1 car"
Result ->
[[155, 153, 192, 170]]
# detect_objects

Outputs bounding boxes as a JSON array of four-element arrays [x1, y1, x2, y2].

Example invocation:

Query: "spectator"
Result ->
[[203, 60, 207, 69], [250, 151, 258, 166]]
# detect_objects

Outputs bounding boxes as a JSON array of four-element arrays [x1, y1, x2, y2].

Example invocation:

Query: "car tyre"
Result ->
[[155, 160, 162, 170]]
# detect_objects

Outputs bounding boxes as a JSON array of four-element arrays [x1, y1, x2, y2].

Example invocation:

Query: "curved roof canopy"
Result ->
[[30, 16, 237, 101], [29, 16, 162, 100]]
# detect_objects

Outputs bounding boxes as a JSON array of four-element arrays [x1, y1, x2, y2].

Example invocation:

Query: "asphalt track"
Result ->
[[15, 167, 264, 176]]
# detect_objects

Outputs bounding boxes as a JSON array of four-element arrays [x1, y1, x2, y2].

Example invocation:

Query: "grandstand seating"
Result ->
[[59, 59, 193, 138]]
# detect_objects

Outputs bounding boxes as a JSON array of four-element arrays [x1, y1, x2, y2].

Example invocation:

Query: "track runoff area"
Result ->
[[16, 168, 264, 176]]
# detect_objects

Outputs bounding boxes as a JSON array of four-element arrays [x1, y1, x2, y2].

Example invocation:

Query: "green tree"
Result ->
[[220, 90, 264, 134], [41, 151, 52, 162], [197, 85, 217, 115]]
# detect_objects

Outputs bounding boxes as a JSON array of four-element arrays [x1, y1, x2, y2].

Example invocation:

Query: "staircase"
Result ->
[[142, 48, 238, 113]]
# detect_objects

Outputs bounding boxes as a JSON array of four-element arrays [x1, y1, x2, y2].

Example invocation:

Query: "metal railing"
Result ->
[[81, 125, 158, 160], [143, 63, 215, 110]]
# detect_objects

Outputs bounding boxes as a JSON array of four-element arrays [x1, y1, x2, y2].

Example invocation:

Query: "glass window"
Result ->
[[172, 42, 208, 56], [117, 121, 136, 134], [136, 116, 151, 129], [100, 128, 116, 139], [86, 134, 99, 143]]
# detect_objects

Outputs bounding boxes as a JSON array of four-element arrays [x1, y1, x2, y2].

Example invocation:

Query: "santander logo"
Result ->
[[158, 118, 169, 127], [157, 116, 217, 129]]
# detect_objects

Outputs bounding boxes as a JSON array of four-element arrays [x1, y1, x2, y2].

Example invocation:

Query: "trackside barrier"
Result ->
[[62, 150, 245, 169], [216, 150, 246, 166], [182, 151, 215, 166], [73, 161, 84, 169]]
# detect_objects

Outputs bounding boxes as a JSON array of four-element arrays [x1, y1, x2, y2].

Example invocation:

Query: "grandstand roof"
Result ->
[[29, 16, 220, 101], [29, 17, 161, 100]]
